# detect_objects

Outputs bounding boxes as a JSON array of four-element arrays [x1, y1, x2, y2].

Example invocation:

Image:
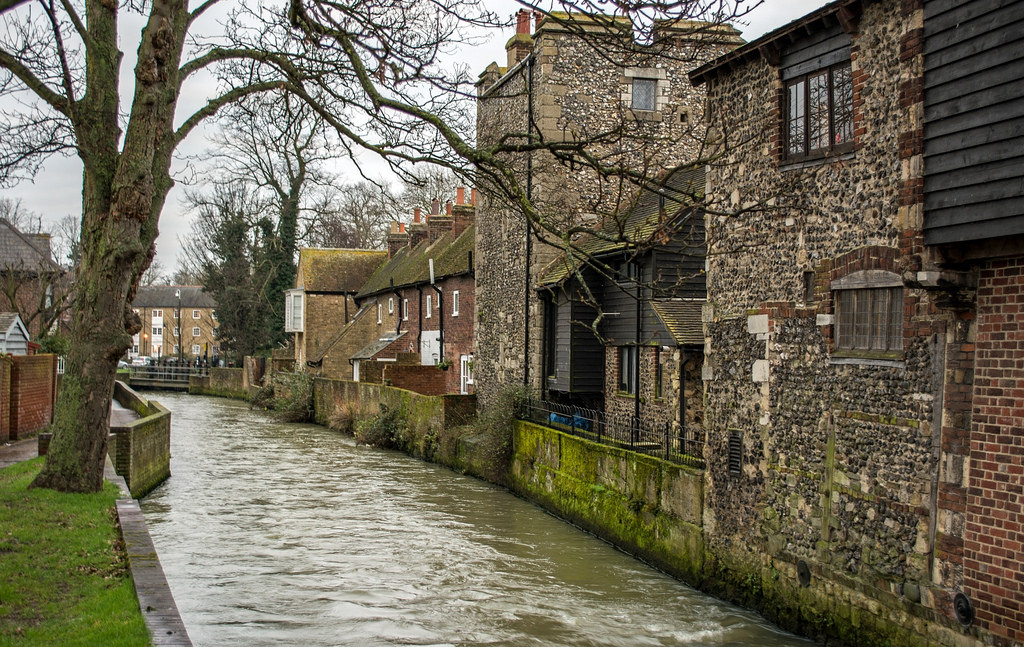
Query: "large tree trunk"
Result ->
[[32, 0, 188, 493]]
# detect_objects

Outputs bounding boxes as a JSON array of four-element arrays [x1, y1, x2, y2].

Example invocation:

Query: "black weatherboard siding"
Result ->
[[922, 0, 1024, 245]]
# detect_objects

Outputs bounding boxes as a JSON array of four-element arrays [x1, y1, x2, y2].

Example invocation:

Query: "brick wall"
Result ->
[[109, 381, 171, 498], [7, 354, 56, 439], [0, 355, 11, 442], [964, 256, 1024, 644], [383, 364, 449, 396]]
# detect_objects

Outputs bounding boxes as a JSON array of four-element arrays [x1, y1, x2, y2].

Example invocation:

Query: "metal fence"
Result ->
[[517, 398, 705, 469], [126, 365, 210, 382]]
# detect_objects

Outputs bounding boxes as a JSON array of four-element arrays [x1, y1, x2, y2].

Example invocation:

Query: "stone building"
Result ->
[[311, 190, 476, 395], [473, 10, 741, 407], [131, 286, 217, 362], [285, 248, 386, 369], [689, 0, 1023, 644]]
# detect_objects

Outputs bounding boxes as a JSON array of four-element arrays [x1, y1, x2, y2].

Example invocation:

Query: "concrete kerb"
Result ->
[[105, 458, 193, 646]]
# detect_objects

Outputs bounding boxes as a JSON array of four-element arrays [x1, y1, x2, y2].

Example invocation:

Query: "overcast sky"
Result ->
[[2, 0, 829, 272]]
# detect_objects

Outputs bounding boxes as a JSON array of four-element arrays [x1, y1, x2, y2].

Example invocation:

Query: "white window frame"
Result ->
[[426, 294, 432, 318], [192, 309, 200, 319], [152, 326, 162, 337], [192, 327, 201, 337], [388, 297, 394, 314], [403, 298, 409, 321], [192, 344, 201, 355], [174, 326, 180, 336], [452, 290, 460, 317], [377, 303, 383, 324], [152, 309, 162, 319], [284, 289, 304, 333]]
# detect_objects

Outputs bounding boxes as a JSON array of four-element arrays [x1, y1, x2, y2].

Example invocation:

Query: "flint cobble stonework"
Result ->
[[696, 0, 977, 644], [474, 15, 740, 408]]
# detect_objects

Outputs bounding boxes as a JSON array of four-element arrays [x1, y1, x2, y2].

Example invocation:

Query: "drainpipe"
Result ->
[[634, 274, 642, 435], [416, 285, 423, 353], [429, 258, 444, 362], [679, 349, 688, 446], [524, 52, 535, 390], [390, 278, 402, 336]]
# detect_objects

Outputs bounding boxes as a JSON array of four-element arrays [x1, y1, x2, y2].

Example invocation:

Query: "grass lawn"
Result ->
[[0, 458, 150, 646]]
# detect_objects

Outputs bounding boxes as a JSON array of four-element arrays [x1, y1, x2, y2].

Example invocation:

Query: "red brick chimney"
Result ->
[[506, 9, 534, 68], [427, 197, 453, 244], [408, 208, 428, 247], [452, 186, 476, 237], [386, 221, 409, 258]]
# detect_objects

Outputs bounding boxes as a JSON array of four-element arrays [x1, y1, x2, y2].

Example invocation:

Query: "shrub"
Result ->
[[354, 404, 407, 450], [328, 404, 355, 434], [470, 385, 530, 483], [271, 371, 314, 422]]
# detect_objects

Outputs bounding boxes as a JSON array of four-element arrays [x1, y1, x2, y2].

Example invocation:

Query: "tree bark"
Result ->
[[32, 0, 189, 492]]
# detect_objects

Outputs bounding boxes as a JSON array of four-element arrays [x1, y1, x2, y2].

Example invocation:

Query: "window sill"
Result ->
[[614, 391, 636, 398], [830, 349, 904, 368], [626, 110, 662, 123], [780, 150, 855, 172]]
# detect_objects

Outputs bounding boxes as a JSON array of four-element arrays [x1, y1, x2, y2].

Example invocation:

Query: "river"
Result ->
[[141, 392, 815, 647]]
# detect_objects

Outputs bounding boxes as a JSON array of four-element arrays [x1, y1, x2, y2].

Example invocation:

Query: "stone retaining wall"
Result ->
[[108, 381, 171, 498], [189, 367, 249, 400]]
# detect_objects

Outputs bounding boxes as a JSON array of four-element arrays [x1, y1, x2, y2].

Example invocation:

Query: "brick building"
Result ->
[[0, 218, 66, 338], [689, 0, 1024, 644], [285, 248, 386, 369], [131, 286, 218, 362], [473, 10, 741, 408], [311, 190, 476, 394]]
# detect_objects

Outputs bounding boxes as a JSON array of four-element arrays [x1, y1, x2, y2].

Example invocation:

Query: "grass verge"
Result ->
[[0, 458, 150, 647]]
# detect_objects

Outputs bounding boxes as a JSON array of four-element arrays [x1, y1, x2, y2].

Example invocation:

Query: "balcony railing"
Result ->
[[517, 398, 705, 469]]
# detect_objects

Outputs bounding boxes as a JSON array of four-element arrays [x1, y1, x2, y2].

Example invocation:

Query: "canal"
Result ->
[[141, 393, 815, 646]]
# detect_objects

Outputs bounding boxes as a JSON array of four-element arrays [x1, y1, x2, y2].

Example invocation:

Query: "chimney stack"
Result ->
[[506, 9, 534, 68], [386, 221, 409, 258], [451, 186, 476, 237], [408, 208, 428, 247], [427, 196, 453, 244]]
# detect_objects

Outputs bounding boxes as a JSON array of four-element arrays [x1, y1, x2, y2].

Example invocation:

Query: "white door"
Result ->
[[460, 354, 473, 394], [352, 360, 360, 382], [420, 331, 441, 366]]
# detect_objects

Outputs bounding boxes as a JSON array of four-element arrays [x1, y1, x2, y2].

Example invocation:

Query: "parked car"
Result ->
[[117, 360, 129, 369], [131, 356, 150, 366]]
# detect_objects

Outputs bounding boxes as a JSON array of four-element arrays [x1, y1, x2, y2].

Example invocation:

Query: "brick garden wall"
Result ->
[[4, 353, 56, 440], [0, 355, 11, 442], [108, 381, 171, 498]]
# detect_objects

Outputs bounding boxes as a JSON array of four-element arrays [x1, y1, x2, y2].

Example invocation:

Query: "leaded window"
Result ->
[[786, 63, 854, 159], [632, 78, 657, 111]]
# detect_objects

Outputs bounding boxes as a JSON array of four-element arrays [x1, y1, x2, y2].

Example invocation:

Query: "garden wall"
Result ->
[[108, 381, 171, 498]]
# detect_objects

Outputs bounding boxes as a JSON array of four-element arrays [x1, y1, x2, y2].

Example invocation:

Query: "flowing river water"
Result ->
[[141, 393, 815, 647]]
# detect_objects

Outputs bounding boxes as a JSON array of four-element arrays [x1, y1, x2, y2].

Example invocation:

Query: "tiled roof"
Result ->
[[133, 285, 217, 309], [651, 299, 704, 345], [356, 224, 475, 300], [297, 248, 387, 293], [538, 166, 704, 287], [0, 219, 58, 272]]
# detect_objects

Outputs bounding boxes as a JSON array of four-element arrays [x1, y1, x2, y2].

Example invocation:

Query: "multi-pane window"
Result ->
[[617, 346, 638, 395], [192, 327, 201, 337], [631, 78, 657, 111], [786, 63, 854, 159], [152, 309, 162, 318], [835, 287, 903, 352], [193, 310, 200, 319], [152, 326, 162, 337], [192, 345, 201, 355]]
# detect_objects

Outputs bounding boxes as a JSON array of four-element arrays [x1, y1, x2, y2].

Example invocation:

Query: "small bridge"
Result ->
[[125, 365, 208, 391]]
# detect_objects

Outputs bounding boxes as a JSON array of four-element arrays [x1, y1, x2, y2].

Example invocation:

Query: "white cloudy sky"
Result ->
[[2, 0, 829, 271]]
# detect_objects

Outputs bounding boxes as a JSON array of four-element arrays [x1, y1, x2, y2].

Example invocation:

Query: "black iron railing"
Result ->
[[126, 365, 209, 382], [517, 398, 705, 469]]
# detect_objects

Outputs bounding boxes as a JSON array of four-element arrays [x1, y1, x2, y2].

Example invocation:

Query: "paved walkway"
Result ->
[[0, 404, 192, 647]]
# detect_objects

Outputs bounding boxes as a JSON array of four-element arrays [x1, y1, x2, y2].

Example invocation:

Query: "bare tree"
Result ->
[[0, 0, 757, 492], [306, 180, 397, 249]]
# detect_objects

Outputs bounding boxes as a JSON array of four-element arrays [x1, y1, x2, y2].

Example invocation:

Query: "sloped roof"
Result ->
[[356, 224, 475, 300], [133, 285, 217, 309], [297, 248, 387, 293], [351, 331, 407, 361], [0, 312, 29, 340], [0, 219, 58, 272], [651, 299, 704, 345], [538, 167, 704, 287]]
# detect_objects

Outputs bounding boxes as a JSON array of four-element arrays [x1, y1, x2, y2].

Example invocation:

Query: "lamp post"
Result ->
[[175, 289, 182, 366]]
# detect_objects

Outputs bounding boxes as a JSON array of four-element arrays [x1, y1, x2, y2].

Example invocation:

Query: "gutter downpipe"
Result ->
[[416, 285, 423, 353], [524, 52, 535, 389], [429, 258, 444, 362], [390, 278, 402, 336]]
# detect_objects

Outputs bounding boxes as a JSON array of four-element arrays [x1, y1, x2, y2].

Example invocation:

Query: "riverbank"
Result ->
[[0, 457, 151, 645]]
